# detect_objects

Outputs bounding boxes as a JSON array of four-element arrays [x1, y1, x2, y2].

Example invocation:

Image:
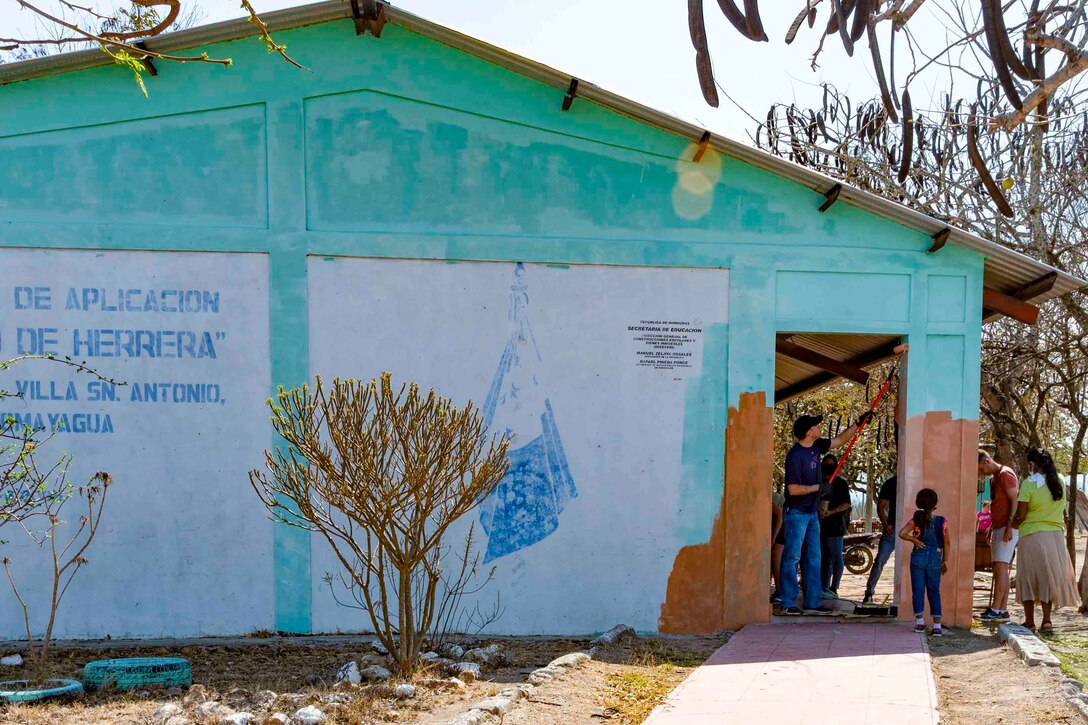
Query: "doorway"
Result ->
[[772, 332, 905, 620]]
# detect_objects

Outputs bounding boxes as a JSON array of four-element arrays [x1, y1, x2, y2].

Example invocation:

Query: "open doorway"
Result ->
[[771, 332, 905, 620]]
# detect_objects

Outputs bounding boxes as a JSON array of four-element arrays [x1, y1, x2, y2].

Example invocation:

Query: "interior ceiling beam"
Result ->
[[982, 273, 1055, 324], [775, 339, 902, 405], [982, 286, 1040, 325], [775, 338, 871, 386]]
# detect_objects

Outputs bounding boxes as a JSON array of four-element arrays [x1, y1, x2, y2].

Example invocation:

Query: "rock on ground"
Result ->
[[194, 701, 230, 723], [452, 662, 480, 683], [997, 623, 1062, 667], [152, 703, 184, 724], [441, 644, 465, 660], [291, 705, 327, 724], [464, 644, 503, 665], [336, 661, 361, 684], [360, 664, 393, 681], [0, 654, 23, 667], [445, 711, 497, 725], [594, 624, 636, 646], [221, 714, 255, 725], [394, 684, 416, 699], [262, 715, 289, 725]]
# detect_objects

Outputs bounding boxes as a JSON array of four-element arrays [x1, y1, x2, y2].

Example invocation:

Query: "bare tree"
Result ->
[[250, 373, 511, 675], [2, 472, 112, 680], [1, 1, 305, 93]]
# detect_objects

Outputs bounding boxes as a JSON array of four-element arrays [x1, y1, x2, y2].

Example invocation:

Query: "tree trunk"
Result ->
[[1068, 426, 1085, 564]]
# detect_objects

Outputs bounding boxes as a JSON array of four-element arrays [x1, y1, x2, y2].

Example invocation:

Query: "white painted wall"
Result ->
[[0, 249, 273, 638], [307, 257, 729, 634]]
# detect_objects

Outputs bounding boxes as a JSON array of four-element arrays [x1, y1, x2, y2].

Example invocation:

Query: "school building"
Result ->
[[0, 0, 1081, 639]]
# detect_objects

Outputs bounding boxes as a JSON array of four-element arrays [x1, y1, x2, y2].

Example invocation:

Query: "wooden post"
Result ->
[[865, 454, 875, 533]]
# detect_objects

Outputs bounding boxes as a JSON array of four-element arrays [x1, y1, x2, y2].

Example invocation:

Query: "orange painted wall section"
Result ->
[[896, 412, 979, 627], [659, 392, 773, 634]]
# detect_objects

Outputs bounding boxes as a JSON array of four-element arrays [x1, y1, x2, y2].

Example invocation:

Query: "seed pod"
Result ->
[[867, 20, 898, 122], [716, 0, 752, 37], [850, 0, 870, 43], [744, 0, 769, 41], [898, 88, 913, 183], [967, 110, 1014, 217], [980, 0, 1023, 109], [689, 0, 720, 107], [786, 0, 823, 44]]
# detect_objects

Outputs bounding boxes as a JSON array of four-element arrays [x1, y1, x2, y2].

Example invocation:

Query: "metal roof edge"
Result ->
[[1, 0, 1084, 298]]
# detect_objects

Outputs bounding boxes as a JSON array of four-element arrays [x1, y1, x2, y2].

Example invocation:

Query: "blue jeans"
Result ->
[[865, 533, 896, 598], [781, 508, 823, 610], [822, 535, 844, 593], [910, 547, 943, 618]]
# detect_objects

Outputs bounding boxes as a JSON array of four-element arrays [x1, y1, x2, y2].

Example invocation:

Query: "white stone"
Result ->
[[527, 667, 558, 685], [470, 696, 517, 716], [360, 664, 393, 681], [194, 702, 228, 723], [153, 703, 185, 724], [441, 644, 465, 660], [548, 652, 590, 669], [453, 662, 480, 683], [291, 705, 327, 724], [370, 639, 389, 655], [165, 717, 193, 725], [251, 690, 278, 708], [394, 684, 416, 699], [445, 711, 497, 725], [594, 624, 636, 646], [496, 686, 530, 702], [0, 655, 23, 667], [998, 624, 1061, 667], [464, 644, 502, 665], [221, 714, 255, 725], [419, 652, 440, 663], [336, 661, 361, 685]]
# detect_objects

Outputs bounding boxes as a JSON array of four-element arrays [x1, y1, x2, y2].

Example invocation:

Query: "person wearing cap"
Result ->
[[779, 411, 873, 615]]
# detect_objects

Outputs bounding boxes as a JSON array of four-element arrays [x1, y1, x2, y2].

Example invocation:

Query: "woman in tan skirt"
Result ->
[[1011, 448, 1079, 633]]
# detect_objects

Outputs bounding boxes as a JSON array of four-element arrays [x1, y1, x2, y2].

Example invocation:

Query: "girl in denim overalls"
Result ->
[[899, 488, 948, 636]]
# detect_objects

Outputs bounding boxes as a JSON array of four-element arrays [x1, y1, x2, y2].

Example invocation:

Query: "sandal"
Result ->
[[1021, 622, 1037, 632], [1040, 622, 1054, 634]]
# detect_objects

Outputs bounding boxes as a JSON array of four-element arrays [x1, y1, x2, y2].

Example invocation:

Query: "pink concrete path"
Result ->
[[644, 622, 939, 725]]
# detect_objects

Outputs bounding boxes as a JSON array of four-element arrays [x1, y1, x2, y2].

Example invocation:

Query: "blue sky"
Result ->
[[1, 0, 957, 140]]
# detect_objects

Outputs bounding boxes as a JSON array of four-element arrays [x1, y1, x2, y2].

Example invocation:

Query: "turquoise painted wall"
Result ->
[[0, 17, 985, 634]]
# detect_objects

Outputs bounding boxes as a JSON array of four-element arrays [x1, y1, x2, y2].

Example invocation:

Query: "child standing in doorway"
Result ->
[[900, 488, 948, 636]]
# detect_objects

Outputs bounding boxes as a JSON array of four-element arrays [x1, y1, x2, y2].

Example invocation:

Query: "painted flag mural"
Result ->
[[478, 263, 577, 562]]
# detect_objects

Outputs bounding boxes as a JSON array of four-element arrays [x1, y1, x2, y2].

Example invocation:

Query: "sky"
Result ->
[[0, 0, 961, 142]]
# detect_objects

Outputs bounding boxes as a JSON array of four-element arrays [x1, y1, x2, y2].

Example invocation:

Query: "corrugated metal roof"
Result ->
[[1, 0, 1083, 304], [775, 333, 902, 402]]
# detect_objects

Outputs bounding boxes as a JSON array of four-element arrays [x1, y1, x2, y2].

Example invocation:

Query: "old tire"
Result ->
[[844, 545, 874, 575], [82, 657, 191, 692], [0, 678, 83, 703]]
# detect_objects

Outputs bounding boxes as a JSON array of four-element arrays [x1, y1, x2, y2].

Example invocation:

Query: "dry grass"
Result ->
[[599, 666, 680, 724]]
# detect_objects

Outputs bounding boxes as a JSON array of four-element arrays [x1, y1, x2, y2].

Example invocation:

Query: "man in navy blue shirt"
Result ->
[[779, 412, 872, 615]]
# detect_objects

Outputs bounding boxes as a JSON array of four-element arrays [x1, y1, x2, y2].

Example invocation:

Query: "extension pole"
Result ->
[[828, 343, 909, 483]]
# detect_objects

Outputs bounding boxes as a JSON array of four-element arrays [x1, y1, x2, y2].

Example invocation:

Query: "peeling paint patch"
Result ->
[[659, 391, 772, 634]]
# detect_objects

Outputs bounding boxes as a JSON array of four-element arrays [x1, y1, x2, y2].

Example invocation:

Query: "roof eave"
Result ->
[[1, 0, 1084, 299]]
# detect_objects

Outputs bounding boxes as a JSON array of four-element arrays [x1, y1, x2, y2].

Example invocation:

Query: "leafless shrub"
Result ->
[[250, 373, 511, 675]]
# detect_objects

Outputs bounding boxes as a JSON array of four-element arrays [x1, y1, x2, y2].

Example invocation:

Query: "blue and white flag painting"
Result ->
[[478, 263, 577, 563]]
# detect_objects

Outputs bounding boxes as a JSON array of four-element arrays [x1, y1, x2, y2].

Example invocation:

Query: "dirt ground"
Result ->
[[0, 634, 727, 725]]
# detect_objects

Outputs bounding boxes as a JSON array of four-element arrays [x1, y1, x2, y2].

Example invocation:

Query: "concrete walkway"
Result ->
[[645, 622, 939, 725]]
